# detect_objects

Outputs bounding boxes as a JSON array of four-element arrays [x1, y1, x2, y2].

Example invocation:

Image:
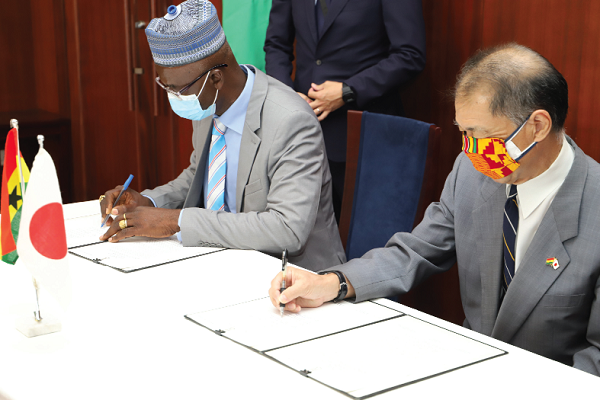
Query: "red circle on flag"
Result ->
[[30, 202, 67, 260]]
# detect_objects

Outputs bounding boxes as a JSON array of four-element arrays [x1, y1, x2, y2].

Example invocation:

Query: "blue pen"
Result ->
[[101, 174, 134, 227]]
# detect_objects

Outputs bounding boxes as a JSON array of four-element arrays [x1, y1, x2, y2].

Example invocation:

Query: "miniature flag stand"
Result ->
[[15, 276, 62, 338], [3, 119, 71, 338]]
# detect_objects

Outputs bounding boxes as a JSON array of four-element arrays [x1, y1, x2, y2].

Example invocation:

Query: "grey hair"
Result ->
[[454, 43, 568, 134]]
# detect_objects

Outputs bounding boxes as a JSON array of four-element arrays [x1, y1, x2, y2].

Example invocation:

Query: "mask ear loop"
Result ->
[[514, 140, 537, 162], [194, 70, 212, 100], [506, 115, 537, 162], [505, 115, 531, 142]]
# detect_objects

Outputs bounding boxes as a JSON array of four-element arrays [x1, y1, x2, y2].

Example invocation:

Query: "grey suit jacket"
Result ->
[[142, 67, 346, 270], [334, 137, 600, 376]]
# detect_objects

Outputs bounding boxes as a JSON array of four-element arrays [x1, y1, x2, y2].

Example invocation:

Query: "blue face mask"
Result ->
[[168, 71, 218, 121]]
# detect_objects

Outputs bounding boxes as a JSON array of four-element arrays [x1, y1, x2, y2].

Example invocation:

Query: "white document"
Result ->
[[268, 315, 505, 399], [69, 236, 223, 272], [63, 200, 99, 220], [65, 214, 105, 249], [63, 200, 105, 249], [186, 297, 402, 352]]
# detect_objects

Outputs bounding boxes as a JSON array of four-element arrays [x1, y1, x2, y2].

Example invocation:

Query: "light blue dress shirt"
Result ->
[[168, 65, 255, 241], [203, 64, 255, 213]]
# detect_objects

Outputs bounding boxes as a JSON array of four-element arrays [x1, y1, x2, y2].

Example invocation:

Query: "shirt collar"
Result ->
[[509, 136, 574, 219], [215, 65, 255, 135]]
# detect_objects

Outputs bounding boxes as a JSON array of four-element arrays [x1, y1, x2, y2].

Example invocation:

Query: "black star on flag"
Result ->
[[9, 185, 21, 211]]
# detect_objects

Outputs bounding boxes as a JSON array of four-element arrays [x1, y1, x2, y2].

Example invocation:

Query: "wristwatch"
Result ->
[[341, 83, 355, 104], [318, 270, 348, 302]]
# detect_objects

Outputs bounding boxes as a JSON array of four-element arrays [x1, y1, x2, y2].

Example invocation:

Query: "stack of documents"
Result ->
[[64, 202, 223, 272], [186, 298, 506, 399]]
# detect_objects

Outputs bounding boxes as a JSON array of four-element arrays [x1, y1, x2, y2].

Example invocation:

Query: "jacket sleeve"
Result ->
[[328, 155, 464, 302], [179, 109, 325, 256], [141, 144, 198, 209], [264, 0, 296, 88], [344, 0, 426, 108], [572, 273, 600, 376]]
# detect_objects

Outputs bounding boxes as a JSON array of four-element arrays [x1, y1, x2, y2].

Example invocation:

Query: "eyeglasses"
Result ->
[[155, 63, 228, 99]]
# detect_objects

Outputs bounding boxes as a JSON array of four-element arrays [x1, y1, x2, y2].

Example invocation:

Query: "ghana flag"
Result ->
[[222, 0, 271, 72], [0, 128, 30, 264]]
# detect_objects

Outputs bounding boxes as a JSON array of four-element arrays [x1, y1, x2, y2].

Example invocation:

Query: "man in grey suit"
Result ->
[[269, 43, 600, 375], [99, 0, 345, 270]]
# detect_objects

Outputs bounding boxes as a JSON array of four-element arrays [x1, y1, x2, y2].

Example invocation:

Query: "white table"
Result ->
[[0, 202, 598, 399]]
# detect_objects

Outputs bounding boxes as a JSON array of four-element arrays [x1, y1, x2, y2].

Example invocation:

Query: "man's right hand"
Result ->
[[99, 186, 153, 227], [268, 267, 355, 313]]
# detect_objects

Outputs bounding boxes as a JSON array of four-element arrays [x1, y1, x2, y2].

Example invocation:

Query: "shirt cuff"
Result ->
[[142, 195, 157, 208]]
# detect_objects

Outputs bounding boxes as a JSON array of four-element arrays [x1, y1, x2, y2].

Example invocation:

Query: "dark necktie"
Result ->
[[502, 185, 519, 292], [315, 0, 330, 37]]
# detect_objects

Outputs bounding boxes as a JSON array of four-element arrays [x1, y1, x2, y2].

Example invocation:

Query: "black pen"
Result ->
[[280, 249, 288, 317]]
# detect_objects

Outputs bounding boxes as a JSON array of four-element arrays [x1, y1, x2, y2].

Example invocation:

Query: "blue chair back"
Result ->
[[345, 111, 432, 260]]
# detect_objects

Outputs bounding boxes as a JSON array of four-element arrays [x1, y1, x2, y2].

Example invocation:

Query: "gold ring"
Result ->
[[316, 108, 320, 113], [119, 219, 127, 230], [99, 195, 106, 202]]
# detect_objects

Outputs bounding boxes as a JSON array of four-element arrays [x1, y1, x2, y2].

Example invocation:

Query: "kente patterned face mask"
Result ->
[[462, 116, 535, 179]]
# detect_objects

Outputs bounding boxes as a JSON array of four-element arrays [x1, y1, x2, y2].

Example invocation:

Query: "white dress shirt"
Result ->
[[512, 136, 574, 271]]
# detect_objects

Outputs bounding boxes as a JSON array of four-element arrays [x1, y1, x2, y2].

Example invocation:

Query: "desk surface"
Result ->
[[0, 202, 598, 399]]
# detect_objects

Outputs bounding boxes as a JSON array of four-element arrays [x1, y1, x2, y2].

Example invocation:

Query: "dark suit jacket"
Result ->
[[332, 137, 600, 376], [264, 0, 426, 161]]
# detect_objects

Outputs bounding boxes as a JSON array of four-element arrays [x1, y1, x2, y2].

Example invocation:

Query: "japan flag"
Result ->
[[17, 146, 71, 309]]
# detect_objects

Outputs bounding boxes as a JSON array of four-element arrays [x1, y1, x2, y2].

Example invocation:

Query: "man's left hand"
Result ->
[[100, 207, 181, 243], [307, 81, 345, 122]]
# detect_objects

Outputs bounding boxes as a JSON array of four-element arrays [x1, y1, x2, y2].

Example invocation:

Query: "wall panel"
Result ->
[[65, 0, 142, 199], [6, 0, 599, 326], [401, 0, 600, 325], [571, 0, 600, 157]]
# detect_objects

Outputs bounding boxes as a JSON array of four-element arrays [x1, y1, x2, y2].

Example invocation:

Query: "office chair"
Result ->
[[339, 111, 441, 261]]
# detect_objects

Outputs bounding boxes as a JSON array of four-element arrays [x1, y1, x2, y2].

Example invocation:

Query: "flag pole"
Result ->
[[32, 277, 42, 321], [31, 136, 47, 322], [9, 120, 26, 204], [9, 120, 43, 322]]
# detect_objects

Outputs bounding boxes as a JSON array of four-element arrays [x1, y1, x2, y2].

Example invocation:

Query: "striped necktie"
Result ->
[[502, 184, 519, 292], [207, 118, 227, 211]]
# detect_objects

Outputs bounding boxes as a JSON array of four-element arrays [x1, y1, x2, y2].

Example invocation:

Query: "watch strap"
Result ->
[[342, 83, 355, 104], [318, 270, 348, 302]]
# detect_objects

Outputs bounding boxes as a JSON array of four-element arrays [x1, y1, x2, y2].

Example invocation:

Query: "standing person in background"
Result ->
[[264, 0, 426, 221]]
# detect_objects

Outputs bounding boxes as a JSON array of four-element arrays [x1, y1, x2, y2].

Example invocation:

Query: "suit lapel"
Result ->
[[319, 0, 350, 40], [305, 0, 319, 45], [472, 177, 505, 336], [492, 209, 571, 342], [183, 119, 212, 208], [492, 138, 586, 343], [235, 67, 266, 212]]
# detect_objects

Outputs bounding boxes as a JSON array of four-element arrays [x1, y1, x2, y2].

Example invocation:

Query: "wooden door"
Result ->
[[64, 0, 222, 202], [65, 0, 144, 200]]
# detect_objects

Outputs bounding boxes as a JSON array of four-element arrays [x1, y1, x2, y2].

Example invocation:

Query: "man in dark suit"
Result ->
[[264, 0, 426, 220]]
